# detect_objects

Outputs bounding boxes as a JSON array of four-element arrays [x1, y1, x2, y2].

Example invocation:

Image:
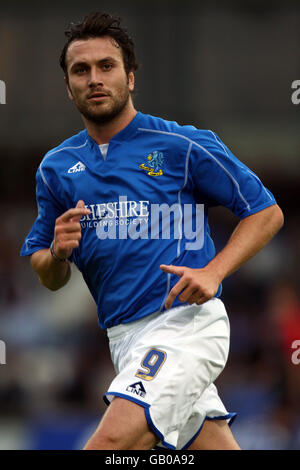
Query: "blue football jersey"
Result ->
[[21, 112, 276, 328]]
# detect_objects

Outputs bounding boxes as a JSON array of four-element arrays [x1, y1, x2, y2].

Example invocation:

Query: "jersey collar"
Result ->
[[85, 111, 143, 149]]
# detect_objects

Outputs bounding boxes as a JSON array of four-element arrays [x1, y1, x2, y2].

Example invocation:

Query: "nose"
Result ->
[[88, 66, 104, 88]]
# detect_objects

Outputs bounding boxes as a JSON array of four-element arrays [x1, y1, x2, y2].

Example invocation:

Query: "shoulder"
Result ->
[[138, 112, 218, 145], [39, 129, 88, 171]]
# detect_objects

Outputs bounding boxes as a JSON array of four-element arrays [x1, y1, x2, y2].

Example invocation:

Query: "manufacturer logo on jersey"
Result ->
[[126, 381, 146, 398], [68, 161, 86, 174], [139, 151, 164, 176]]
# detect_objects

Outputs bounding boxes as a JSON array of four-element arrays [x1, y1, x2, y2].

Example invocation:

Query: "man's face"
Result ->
[[65, 36, 134, 124]]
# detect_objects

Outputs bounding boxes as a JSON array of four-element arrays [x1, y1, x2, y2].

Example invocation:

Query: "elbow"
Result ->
[[47, 284, 62, 292], [38, 276, 63, 292], [274, 204, 284, 231]]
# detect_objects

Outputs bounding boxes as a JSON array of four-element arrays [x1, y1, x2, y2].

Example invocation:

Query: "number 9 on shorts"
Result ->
[[135, 348, 167, 381]]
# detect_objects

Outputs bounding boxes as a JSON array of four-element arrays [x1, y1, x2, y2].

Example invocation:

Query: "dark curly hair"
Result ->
[[59, 12, 138, 78]]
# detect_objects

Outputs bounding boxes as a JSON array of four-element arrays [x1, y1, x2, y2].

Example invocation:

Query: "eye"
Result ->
[[102, 63, 113, 71], [73, 65, 88, 75], [76, 67, 87, 74]]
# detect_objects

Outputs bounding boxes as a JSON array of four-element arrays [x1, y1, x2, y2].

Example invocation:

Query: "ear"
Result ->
[[64, 76, 74, 101], [128, 71, 135, 92]]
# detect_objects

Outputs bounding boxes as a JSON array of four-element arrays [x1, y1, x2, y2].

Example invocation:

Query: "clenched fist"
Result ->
[[52, 200, 90, 260]]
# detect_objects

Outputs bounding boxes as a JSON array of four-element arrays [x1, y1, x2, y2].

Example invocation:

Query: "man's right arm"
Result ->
[[31, 248, 71, 291], [30, 200, 90, 291]]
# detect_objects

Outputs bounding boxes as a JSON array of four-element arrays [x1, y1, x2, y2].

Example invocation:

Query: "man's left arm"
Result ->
[[160, 204, 284, 309]]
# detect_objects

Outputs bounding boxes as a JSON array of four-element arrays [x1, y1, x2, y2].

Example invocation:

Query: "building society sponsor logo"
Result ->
[[80, 195, 204, 250], [126, 381, 146, 398], [68, 161, 86, 173]]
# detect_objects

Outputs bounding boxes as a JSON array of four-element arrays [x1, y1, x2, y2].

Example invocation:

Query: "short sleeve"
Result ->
[[20, 166, 65, 256], [190, 131, 276, 219]]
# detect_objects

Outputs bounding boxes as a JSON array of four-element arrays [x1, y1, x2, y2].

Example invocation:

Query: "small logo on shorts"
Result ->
[[126, 381, 146, 398]]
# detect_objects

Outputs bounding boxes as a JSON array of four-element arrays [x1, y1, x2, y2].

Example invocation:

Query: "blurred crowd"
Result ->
[[0, 165, 299, 450], [0, 0, 299, 451]]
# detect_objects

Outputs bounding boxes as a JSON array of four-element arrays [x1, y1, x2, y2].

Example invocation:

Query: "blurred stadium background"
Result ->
[[0, 0, 300, 449]]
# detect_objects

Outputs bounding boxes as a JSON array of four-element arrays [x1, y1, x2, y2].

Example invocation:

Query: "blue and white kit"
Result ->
[[21, 111, 277, 448]]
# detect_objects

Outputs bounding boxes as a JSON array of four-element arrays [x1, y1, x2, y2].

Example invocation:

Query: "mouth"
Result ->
[[87, 92, 109, 102]]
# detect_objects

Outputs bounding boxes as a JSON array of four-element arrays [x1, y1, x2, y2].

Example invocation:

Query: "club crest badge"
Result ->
[[139, 151, 164, 176]]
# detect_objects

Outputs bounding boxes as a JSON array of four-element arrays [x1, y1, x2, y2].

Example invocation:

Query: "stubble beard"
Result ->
[[74, 87, 131, 125]]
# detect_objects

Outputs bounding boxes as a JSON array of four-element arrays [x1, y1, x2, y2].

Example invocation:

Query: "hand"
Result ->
[[160, 264, 222, 309], [52, 200, 90, 259]]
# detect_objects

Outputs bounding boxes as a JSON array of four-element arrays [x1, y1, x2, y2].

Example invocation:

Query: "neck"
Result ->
[[83, 100, 138, 145]]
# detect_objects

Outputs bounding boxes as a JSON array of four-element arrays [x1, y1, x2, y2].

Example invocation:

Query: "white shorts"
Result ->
[[104, 298, 236, 449]]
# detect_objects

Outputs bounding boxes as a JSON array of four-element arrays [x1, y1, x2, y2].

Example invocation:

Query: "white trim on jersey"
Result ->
[[39, 140, 88, 202], [138, 127, 251, 212], [46, 140, 88, 157], [157, 140, 193, 312], [177, 141, 193, 258], [209, 130, 273, 202]]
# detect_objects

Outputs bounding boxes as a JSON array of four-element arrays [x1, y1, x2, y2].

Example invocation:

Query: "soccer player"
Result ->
[[20, 12, 284, 450]]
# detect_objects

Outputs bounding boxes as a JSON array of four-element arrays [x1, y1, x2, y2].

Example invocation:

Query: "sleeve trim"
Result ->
[[20, 245, 50, 257], [39, 139, 88, 205], [39, 165, 60, 203], [138, 127, 251, 213], [238, 200, 277, 219], [209, 130, 273, 203]]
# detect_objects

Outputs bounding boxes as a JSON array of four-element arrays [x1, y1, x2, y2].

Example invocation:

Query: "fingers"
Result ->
[[60, 205, 90, 223], [53, 200, 90, 259], [53, 225, 82, 258], [192, 294, 207, 305], [161, 265, 217, 309], [76, 200, 85, 209], [164, 277, 188, 309], [165, 283, 208, 309], [60, 222, 82, 233], [160, 264, 184, 277], [160, 264, 186, 309], [178, 284, 198, 303]]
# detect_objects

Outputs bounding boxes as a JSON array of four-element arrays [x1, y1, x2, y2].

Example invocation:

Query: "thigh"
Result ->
[[106, 301, 230, 450], [83, 397, 159, 450], [187, 419, 241, 450]]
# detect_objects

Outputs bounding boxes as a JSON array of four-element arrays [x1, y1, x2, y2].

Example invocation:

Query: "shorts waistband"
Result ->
[[107, 298, 225, 342], [107, 310, 162, 341]]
